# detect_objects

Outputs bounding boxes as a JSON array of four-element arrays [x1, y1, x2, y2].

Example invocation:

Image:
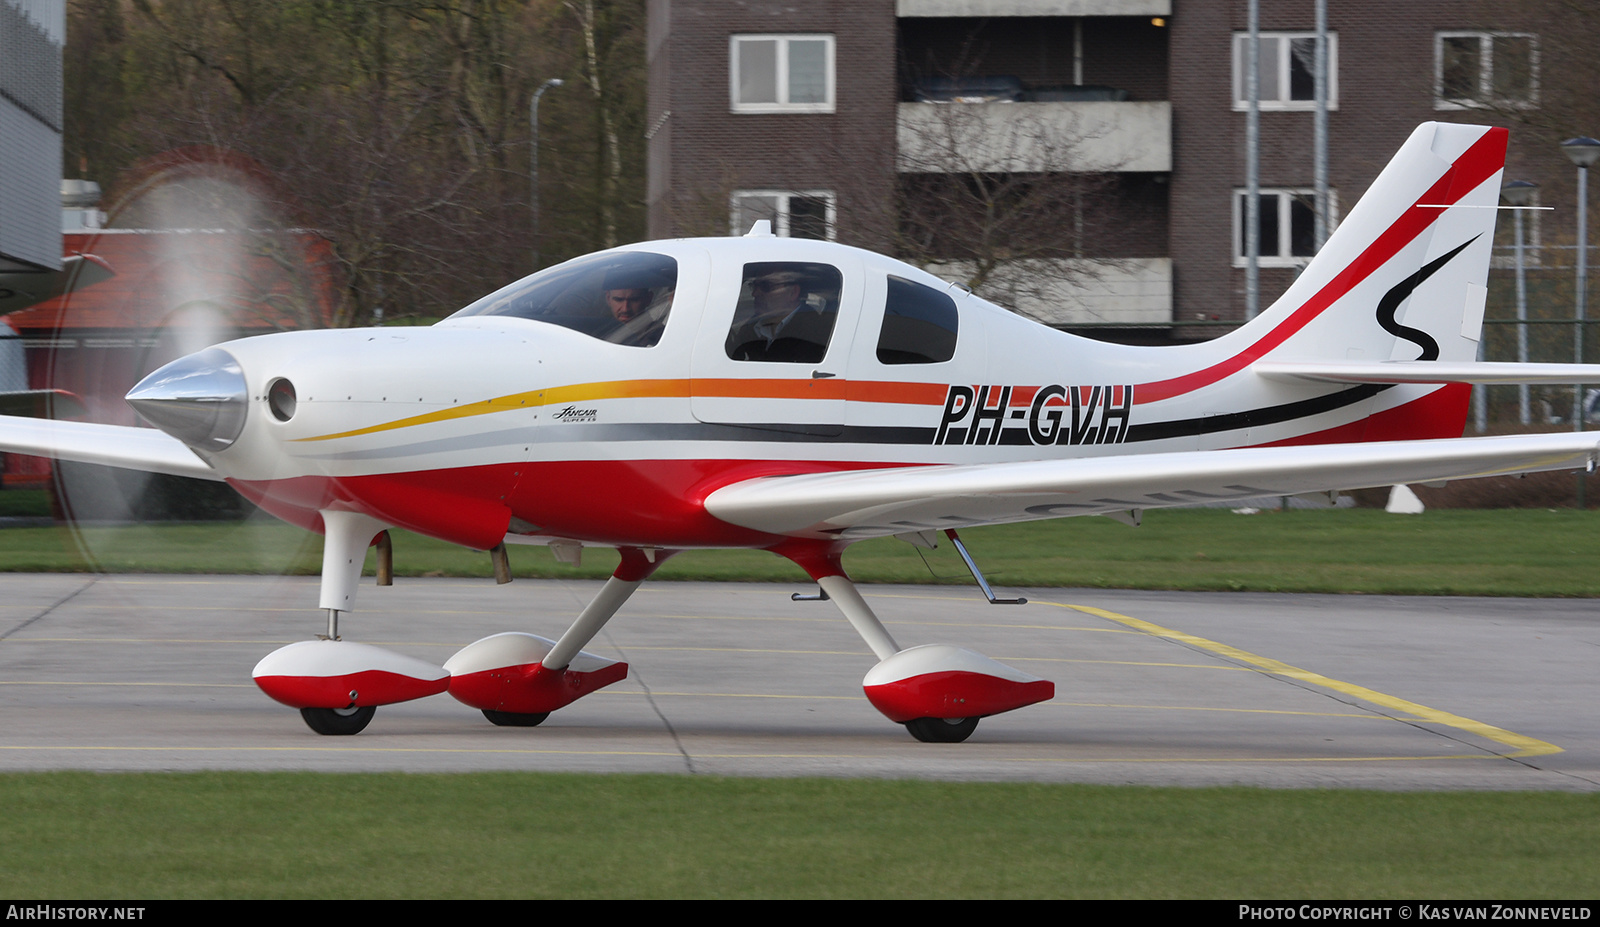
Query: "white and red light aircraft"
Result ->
[[6, 121, 1600, 742]]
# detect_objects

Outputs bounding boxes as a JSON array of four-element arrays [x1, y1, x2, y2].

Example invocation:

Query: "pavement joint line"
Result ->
[[8, 638, 310, 644], [0, 683, 1404, 719], [0, 745, 1523, 764], [1046, 701, 1391, 719], [0, 577, 97, 641], [600, 627, 698, 774], [0, 684, 1389, 718], [1054, 601, 1564, 759], [595, 690, 863, 700], [1008, 657, 1252, 670]]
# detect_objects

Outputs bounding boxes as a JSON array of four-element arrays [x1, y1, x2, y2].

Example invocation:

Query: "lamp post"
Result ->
[[1561, 137, 1600, 508], [531, 77, 565, 273], [1501, 179, 1537, 425], [1244, 0, 1260, 320]]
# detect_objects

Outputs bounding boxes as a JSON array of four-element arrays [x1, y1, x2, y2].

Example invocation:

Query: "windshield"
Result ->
[[448, 251, 677, 347]]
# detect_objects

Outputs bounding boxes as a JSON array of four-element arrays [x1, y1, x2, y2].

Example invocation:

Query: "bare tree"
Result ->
[[64, 0, 651, 324], [566, 0, 624, 248]]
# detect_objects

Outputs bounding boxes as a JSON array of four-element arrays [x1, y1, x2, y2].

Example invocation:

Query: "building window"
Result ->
[[730, 35, 835, 113], [1436, 32, 1537, 109], [732, 191, 835, 240], [1231, 32, 1338, 111], [1233, 189, 1337, 267]]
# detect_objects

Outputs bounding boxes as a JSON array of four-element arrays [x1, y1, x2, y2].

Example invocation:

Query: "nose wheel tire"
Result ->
[[300, 705, 376, 735], [482, 709, 550, 727], [905, 716, 979, 743]]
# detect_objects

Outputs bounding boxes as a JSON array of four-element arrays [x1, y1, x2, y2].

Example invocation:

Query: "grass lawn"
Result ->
[[3, 506, 1598, 596], [1, 772, 1596, 898]]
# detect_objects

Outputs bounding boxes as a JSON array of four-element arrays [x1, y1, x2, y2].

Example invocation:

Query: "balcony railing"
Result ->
[[925, 257, 1172, 326], [896, 1, 1171, 17], [897, 100, 1171, 174]]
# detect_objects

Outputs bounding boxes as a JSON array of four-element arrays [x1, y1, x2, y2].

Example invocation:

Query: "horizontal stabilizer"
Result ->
[[0, 414, 221, 481], [1255, 361, 1600, 385]]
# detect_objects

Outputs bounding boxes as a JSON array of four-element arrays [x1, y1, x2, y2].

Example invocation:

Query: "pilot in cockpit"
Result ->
[[605, 287, 651, 323], [600, 265, 673, 347]]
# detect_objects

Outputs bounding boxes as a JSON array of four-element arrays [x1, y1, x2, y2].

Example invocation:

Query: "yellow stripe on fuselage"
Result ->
[[293, 379, 692, 442], [293, 378, 948, 442]]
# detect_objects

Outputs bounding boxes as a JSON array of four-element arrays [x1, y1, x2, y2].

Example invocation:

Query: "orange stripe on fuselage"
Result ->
[[295, 377, 951, 442]]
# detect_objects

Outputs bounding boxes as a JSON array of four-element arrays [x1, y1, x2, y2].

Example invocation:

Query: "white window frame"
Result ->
[[731, 190, 837, 240], [1231, 32, 1339, 112], [1232, 188, 1339, 268], [1434, 31, 1539, 111], [730, 34, 836, 114]]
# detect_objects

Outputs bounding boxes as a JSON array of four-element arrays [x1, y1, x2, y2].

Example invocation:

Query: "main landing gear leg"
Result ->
[[779, 543, 1053, 744], [446, 547, 678, 724], [252, 510, 450, 735]]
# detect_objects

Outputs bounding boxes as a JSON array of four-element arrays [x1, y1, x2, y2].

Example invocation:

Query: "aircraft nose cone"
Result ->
[[126, 347, 248, 453]]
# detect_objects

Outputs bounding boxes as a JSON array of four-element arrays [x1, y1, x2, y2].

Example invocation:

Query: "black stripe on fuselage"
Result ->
[[1124, 384, 1389, 443]]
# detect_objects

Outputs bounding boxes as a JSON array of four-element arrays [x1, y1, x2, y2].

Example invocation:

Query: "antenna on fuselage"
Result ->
[[744, 220, 774, 238]]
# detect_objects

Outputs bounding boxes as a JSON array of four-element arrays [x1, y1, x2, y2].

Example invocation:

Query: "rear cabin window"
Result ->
[[876, 275, 958, 364], [448, 251, 676, 347]]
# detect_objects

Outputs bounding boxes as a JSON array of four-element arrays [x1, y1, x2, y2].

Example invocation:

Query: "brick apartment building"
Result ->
[[646, 1, 1561, 348]]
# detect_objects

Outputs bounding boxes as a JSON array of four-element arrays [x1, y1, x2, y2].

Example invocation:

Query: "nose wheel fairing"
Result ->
[[252, 640, 450, 709]]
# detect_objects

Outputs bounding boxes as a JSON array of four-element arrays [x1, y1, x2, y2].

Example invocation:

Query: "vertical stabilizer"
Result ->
[[1248, 122, 1505, 366]]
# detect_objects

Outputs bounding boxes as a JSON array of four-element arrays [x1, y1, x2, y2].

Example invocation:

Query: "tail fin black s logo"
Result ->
[[1375, 235, 1479, 361]]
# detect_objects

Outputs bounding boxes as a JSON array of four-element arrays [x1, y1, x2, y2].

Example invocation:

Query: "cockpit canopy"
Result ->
[[448, 251, 677, 347]]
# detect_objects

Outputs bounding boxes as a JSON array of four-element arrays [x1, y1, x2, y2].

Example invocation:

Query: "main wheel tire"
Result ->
[[300, 705, 376, 735], [905, 716, 979, 744], [482, 709, 550, 727]]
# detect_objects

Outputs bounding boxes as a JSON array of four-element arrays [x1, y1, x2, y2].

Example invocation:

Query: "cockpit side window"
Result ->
[[877, 275, 958, 364], [448, 251, 676, 347], [725, 262, 844, 363]]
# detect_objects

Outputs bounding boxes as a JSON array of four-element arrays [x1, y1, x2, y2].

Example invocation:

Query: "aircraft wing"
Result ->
[[1254, 361, 1600, 385], [704, 433, 1600, 540], [0, 415, 223, 481]]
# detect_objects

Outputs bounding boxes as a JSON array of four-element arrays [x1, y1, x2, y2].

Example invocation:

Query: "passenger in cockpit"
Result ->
[[726, 265, 839, 363]]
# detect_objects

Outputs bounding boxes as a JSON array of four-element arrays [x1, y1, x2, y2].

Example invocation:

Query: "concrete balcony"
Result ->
[[897, 1, 1170, 16], [897, 100, 1171, 174], [926, 257, 1172, 326]]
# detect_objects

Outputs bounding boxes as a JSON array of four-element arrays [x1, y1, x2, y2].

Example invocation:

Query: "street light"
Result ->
[[531, 77, 565, 273], [1501, 179, 1538, 425], [1561, 137, 1599, 508]]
